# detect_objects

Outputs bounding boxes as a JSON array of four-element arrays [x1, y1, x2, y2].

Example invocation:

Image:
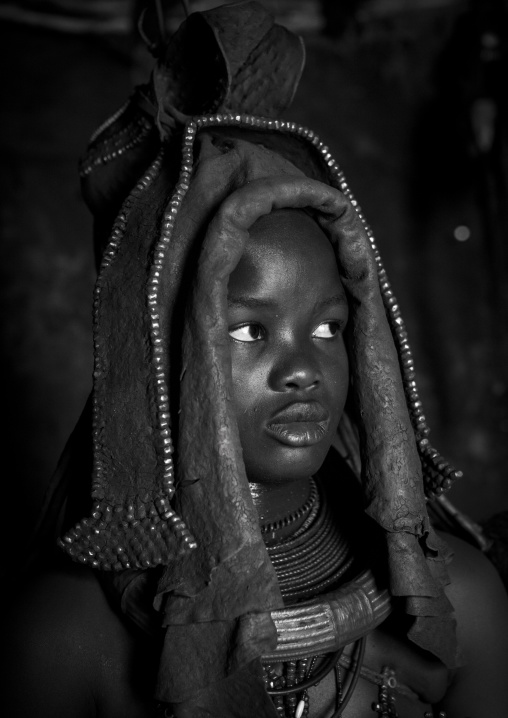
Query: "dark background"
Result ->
[[1, 0, 507, 566]]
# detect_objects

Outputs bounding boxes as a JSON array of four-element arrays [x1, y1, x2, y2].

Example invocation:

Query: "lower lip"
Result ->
[[265, 420, 330, 447]]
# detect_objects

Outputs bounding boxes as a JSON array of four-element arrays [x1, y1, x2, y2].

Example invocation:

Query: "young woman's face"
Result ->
[[227, 209, 349, 485]]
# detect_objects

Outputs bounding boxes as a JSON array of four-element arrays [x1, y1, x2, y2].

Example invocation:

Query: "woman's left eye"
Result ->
[[229, 324, 265, 342], [312, 321, 339, 339]]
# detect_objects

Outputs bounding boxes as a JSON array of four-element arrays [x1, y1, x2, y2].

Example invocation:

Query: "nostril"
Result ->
[[270, 356, 321, 392], [285, 377, 318, 390]]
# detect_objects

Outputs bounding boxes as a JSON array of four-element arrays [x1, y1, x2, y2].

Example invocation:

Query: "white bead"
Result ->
[[295, 699, 305, 718]]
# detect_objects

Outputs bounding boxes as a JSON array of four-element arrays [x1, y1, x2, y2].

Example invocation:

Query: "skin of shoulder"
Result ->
[[2, 563, 156, 718], [4, 537, 507, 718], [436, 531, 508, 717]]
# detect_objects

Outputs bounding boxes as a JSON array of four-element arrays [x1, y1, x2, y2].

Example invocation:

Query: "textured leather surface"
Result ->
[[54, 2, 459, 715]]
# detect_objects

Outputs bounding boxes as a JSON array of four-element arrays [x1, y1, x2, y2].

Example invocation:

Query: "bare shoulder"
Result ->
[[437, 531, 508, 717], [441, 532, 508, 644], [2, 563, 156, 718]]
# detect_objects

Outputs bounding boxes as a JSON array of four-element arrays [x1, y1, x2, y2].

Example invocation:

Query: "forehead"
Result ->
[[248, 208, 329, 254], [229, 209, 343, 299]]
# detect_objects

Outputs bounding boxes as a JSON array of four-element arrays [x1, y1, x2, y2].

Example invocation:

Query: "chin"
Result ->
[[245, 443, 331, 485]]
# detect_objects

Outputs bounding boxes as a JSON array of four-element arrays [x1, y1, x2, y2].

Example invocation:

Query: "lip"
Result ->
[[266, 402, 330, 447]]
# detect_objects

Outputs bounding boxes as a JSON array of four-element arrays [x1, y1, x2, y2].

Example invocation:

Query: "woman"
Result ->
[[4, 2, 508, 716]]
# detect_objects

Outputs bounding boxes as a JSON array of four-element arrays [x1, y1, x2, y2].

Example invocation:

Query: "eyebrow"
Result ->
[[314, 294, 348, 311], [227, 294, 347, 310], [227, 296, 275, 310]]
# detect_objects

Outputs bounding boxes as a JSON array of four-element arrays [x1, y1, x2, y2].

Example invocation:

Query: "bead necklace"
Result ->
[[265, 480, 354, 602], [262, 638, 366, 718], [261, 479, 319, 537], [156, 661, 450, 718], [262, 478, 364, 716], [156, 482, 392, 717]]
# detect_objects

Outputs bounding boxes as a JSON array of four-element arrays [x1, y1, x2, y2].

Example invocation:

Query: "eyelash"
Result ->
[[228, 321, 341, 343], [312, 321, 340, 339], [228, 323, 265, 343]]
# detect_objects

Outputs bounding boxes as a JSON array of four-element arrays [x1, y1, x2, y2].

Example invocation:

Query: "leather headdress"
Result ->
[[47, 2, 462, 715]]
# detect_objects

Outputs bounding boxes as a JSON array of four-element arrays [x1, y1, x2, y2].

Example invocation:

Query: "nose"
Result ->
[[269, 344, 321, 392]]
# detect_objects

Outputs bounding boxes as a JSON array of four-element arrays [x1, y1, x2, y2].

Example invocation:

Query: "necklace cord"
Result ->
[[265, 648, 344, 696], [330, 637, 366, 717]]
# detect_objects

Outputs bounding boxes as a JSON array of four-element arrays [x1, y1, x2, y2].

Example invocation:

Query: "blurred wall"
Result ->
[[0, 13, 135, 558]]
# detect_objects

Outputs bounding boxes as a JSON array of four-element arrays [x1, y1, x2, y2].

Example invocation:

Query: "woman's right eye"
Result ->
[[228, 324, 265, 342]]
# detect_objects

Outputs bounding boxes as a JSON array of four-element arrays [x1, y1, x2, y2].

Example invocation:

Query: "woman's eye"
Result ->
[[229, 324, 264, 342], [312, 321, 339, 339]]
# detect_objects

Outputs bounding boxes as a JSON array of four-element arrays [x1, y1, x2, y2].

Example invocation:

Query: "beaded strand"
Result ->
[[263, 639, 366, 718], [80, 113, 153, 178], [261, 479, 318, 536]]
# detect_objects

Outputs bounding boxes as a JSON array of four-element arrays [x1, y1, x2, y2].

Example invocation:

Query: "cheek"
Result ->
[[229, 353, 270, 481], [229, 347, 266, 421], [325, 343, 350, 414]]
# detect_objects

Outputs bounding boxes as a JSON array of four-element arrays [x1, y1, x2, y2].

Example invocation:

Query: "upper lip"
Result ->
[[268, 401, 329, 424]]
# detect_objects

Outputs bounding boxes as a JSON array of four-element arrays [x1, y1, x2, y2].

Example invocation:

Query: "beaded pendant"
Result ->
[[371, 667, 399, 717]]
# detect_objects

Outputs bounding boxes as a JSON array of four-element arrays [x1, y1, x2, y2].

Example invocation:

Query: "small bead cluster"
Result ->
[[59, 498, 188, 570], [372, 667, 399, 717], [418, 439, 462, 498], [263, 659, 314, 717], [181, 113, 463, 500]]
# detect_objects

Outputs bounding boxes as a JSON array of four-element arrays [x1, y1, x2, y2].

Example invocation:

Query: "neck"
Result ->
[[249, 477, 313, 540]]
